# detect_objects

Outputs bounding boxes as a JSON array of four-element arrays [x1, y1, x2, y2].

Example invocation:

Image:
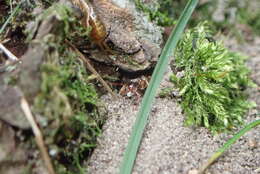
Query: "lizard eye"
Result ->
[[105, 39, 141, 55], [105, 40, 124, 53]]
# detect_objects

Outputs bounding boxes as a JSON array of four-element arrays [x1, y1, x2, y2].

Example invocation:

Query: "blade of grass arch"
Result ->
[[198, 119, 260, 174], [119, 0, 199, 173]]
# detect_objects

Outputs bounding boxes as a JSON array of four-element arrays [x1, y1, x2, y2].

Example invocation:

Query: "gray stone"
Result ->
[[0, 86, 30, 129]]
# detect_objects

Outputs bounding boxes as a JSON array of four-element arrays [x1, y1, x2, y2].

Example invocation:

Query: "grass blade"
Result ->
[[0, 1, 23, 36], [198, 119, 260, 174], [119, 0, 199, 173]]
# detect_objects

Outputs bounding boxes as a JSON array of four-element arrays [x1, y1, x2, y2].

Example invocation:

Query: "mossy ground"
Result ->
[[31, 4, 105, 173], [1, 0, 259, 173], [171, 22, 255, 133], [136, 0, 257, 132], [34, 48, 104, 173], [1, 2, 105, 173]]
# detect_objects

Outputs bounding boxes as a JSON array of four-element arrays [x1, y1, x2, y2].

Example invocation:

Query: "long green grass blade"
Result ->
[[119, 0, 199, 173], [0, 1, 23, 36], [198, 119, 260, 174]]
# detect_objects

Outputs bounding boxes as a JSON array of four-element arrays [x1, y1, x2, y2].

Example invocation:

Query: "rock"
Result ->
[[112, 0, 163, 50], [0, 86, 30, 129], [0, 121, 27, 163], [188, 169, 199, 174]]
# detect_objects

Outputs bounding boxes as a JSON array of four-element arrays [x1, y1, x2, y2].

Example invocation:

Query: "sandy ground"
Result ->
[[87, 37, 260, 174]]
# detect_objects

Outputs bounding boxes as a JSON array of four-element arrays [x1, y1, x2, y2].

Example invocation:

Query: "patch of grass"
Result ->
[[171, 22, 256, 133]]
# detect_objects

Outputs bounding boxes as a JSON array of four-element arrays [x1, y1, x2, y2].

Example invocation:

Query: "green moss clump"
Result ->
[[171, 22, 255, 133], [28, 4, 103, 173], [34, 50, 103, 173]]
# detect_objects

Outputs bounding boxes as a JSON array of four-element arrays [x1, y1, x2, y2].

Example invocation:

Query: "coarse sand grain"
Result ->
[[87, 37, 260, 174]]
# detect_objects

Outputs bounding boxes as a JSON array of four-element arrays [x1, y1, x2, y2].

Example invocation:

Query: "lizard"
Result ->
[[70, 0, 161, 72]]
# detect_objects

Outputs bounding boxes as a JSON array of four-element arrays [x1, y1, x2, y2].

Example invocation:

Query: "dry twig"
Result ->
[[21, 97, 56, 174], [65, 40, 117, 98], [0, 43, 20, 62]]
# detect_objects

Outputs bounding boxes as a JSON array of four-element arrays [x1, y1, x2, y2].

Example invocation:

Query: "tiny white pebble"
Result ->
[[49, 149, 57, 157]]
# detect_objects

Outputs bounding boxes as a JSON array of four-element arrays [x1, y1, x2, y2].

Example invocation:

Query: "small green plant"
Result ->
[[171, 22, 255, 133], [28, 4, 103, 173], [34, 42, 102, 174]]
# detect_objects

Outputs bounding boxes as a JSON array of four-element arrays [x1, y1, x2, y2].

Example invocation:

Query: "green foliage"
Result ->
[[134, 0, 214, 27], [158, 87, 174, 98], [172, 22, 255, 133], [30, 4, 103, 173], [142, 0, 260, 38], [120, 0, 199, 173], [236, 3, 260, 36], [135, 0, 176, 26], [0, 0, 36, 40], [34, 50, 98, 120], [26, 3, 90, 43], [0, 1, 23, 37], [34, 47, 103, 174]]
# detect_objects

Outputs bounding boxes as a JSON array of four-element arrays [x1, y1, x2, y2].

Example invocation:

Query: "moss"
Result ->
[[34, 52, 103, 173], [135, 0, 176, 26], [27, 4, 103, 173], [171, 22, 256, 133], [158, 87, 174, 98]]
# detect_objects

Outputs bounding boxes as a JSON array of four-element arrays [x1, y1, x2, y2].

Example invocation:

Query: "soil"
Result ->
[[0, 1, 259, 174], [87, 37, 260, 174], [3, 27, 28, 58]]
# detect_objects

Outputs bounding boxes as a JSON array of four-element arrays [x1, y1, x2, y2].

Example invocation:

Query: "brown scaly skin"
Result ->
[[70, 0, 161, 71], [90, 0, 141, 55]]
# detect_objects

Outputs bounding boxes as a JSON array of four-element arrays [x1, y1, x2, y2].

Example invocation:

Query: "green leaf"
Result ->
[[119, 0, 199, 173], [198, 119, 260, 174]]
